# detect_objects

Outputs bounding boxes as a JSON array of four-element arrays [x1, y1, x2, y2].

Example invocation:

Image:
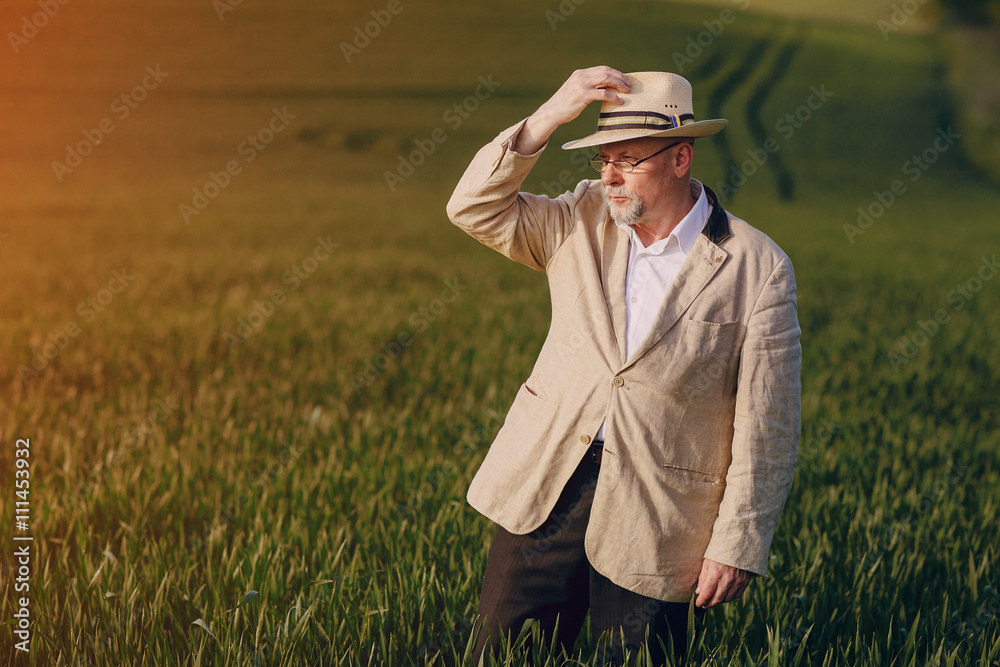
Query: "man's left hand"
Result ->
[[694, 558, 755, 608]]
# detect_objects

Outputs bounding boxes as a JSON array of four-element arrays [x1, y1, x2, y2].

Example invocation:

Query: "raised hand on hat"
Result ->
[[513, 66, 630, 155]]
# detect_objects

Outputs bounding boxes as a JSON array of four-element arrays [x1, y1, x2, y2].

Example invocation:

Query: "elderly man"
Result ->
[[446, 67, 801, 664]]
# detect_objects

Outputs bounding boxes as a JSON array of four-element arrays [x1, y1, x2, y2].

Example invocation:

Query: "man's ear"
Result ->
[[673, 141, 694, 178]]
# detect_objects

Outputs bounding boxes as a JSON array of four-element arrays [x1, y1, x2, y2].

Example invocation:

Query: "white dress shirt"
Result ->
[[594, 179, 710, 443]]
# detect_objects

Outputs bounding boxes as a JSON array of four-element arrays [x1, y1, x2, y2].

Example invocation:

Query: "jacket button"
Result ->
[[580, 435, 591, 445], [613, 376, 624, 387]]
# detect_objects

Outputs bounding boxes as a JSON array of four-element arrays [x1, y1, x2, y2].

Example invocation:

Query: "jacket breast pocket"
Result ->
[[668, 319, 741, 398], [683, 318, 742, 358]]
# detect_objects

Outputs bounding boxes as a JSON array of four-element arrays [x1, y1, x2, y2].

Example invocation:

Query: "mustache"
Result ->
[[605, 186, 638, 200]]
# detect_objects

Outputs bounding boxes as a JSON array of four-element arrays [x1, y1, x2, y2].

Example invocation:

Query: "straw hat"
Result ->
[[561, 71, 727, 150]]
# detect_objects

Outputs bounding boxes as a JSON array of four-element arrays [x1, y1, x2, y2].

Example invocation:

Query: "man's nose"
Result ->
[[601, 165, 623, 187]]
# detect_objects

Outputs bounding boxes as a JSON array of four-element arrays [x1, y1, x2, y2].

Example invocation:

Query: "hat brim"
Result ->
[[560, 119, 728, 150]]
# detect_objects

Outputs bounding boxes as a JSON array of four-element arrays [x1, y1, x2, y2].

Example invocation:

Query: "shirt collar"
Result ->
[[614, 178, 709, 256]]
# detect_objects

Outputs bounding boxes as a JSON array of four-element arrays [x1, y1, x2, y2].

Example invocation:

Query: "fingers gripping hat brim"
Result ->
[[560, 71, 727, 150]]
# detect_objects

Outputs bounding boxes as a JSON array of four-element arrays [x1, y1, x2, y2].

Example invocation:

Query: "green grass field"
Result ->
[[1, 0, 999, 664]]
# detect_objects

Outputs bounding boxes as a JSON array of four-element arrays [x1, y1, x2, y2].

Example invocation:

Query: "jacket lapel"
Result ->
[[619, 236, 728, 372], [601, 216, 630, 364], [613, 184, 732, 372]]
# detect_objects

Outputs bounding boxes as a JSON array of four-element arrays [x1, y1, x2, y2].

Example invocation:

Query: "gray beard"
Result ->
[[605, 187, 646, 227]]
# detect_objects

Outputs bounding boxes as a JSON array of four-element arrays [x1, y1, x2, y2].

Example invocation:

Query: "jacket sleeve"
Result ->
[[702, 255, 802, 575], [445, 119, 588, 271]]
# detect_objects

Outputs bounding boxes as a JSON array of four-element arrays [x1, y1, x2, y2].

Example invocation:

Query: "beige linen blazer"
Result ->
[[447, 120, 801, 602]]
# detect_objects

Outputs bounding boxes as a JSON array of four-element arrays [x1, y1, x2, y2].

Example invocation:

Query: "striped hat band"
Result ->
[[560, 72, 727, 150], [597, 110, 696, 133]]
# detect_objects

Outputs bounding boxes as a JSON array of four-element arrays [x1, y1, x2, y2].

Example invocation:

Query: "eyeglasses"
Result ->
[[589, 140, 684, 173]]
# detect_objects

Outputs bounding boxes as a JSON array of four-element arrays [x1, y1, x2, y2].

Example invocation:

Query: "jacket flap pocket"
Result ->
[[662, 463, 726, 487]]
